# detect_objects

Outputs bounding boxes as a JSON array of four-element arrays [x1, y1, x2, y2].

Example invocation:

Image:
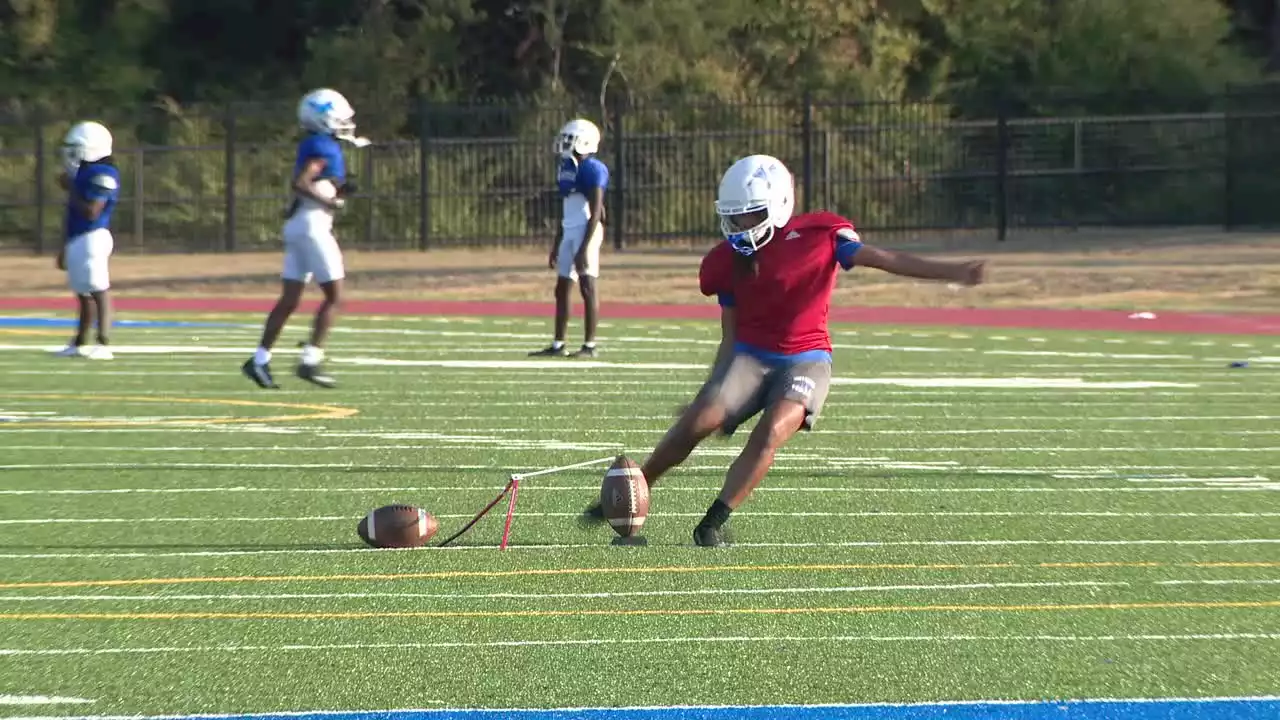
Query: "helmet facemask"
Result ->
[[60, 143, 86, 175], [717, 206, 774, 256], [555, 133, 577, 158]]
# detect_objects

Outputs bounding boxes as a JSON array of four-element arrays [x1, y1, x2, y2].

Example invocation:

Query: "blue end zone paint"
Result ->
[[36, 698, 1280, 720], [0, 317, 244, 329]]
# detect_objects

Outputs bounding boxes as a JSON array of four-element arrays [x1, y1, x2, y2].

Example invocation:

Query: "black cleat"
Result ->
[[578, 501, 606, 527], [528, 345, 568, 357], [296, 363, 337, 388], [569, 345, 598, 358], [693, 523, 728, 547], [242, 359, 279, 389]]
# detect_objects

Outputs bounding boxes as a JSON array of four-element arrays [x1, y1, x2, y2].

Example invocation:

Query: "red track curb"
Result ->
[[2, 296, 1278, 335]]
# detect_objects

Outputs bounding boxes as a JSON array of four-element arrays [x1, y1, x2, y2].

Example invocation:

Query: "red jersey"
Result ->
[[698, 211, 861, 355]]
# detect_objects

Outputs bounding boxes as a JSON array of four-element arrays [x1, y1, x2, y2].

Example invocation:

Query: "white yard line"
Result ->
[[0, 580, 1128, 602], [0, 484, 1274, 498], [5, 579, 1280, 603], [0, 538, 1277, 559], [1, 511, 1277, 526], [0, 633, 1277, 658]]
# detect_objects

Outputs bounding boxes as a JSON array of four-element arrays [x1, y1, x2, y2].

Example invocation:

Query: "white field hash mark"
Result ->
[[0, 695, 95, 705], [2, 634, 1279, 659]]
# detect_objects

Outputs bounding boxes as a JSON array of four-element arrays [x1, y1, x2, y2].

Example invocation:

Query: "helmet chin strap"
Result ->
[[727, 223, 774, 256]]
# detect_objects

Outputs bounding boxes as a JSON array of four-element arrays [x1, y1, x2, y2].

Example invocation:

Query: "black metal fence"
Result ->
[[2, 88, 1279, 254]]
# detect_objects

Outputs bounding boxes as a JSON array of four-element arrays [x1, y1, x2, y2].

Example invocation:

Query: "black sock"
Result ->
[[698, 499, 733, 530]]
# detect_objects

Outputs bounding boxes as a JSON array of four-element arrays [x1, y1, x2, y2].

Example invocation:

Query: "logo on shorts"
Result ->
[[785, 231, 801, 240], [790, 376, 816, 399]]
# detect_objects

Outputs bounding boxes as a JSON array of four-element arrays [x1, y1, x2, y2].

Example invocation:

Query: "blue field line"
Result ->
[[16, 698, 1280, 720], [0, 317, 247, 330]]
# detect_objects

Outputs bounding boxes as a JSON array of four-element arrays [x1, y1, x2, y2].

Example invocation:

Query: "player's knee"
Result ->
[[686, 401, 727, 438], [319, 281, 343, 306], [579, 276, 596, 298], [757, 405, 806, 450]]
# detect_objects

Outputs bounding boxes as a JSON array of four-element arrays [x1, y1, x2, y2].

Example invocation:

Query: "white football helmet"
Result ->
[[555, 118, 601, 158], [297, 88, 370, 146], [61, 121, 113, 175], [715, 154, 795, 256]]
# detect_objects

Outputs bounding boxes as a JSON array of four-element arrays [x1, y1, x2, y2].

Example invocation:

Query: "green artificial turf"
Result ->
[[0, 313, 1276, 716]]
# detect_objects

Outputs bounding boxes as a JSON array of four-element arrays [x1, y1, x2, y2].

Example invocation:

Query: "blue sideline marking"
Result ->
[[24, 697, 1280, 720], [0, 316, 245, 329]]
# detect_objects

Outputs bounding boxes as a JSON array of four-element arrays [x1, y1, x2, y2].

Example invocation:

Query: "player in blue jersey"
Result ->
[[242, 88, 370, 390], [53, 121, 120, 361], [530, 118, 610, 358]]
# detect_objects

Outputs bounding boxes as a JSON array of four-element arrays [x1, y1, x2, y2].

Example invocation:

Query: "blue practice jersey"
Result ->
[[557, 155, 608, 229], [65, 161, 120, 240], [294, 133, 346, 184], [286, 133, 347, 219]]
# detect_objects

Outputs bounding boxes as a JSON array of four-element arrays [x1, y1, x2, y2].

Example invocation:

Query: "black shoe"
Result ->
[[578, 501, 606, 527], [693, 523, 728, 547], [296, 363, 336, 388], [242, 359, 278, 389], [528, 345, 568, 357], [569, 345, 598, 358]]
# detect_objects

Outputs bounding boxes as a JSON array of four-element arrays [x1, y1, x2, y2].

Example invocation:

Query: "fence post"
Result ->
[[611, 97, 625, 250], [417, 96, 430, 251], [995, 97, 1010, 242], [801, 90, 814, 213], [223, 103, 237, 252], [33, 112, 46, 255], [363, 146, 375, 248], [134, 147, 145, 250], [1223, 89, 1236, 230]]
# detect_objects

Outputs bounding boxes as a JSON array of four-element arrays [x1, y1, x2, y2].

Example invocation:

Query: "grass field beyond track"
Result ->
[[0, 311, 1276, 718]]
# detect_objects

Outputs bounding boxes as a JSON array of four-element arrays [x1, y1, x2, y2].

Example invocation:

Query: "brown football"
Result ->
[[356, 504, 438, 548], [599, 455, 649, 537]]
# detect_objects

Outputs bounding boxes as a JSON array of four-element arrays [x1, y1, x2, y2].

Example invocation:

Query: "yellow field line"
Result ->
[[2, 561, 1277, 590], [3, 600, 1278, 622], [0, 329, 69, 337], [0, 393, 357, 428]]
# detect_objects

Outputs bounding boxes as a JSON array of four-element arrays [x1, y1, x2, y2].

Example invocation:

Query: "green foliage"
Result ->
[[0, 0, 1273, 251]]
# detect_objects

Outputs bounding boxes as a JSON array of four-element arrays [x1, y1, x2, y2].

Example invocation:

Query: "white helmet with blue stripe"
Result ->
[[715, 154, 795, 256], [297, 89, 370, 146]]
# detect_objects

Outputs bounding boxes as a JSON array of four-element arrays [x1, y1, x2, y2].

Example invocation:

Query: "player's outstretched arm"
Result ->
[[854, 244, 985, 286]]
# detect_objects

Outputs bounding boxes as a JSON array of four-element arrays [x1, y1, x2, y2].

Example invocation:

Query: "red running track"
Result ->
[[2, 296, 1278, 335]]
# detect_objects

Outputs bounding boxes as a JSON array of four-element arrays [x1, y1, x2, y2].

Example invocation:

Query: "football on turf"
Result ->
[[599, 455, 649, 537], [356, 504, 438, 548]]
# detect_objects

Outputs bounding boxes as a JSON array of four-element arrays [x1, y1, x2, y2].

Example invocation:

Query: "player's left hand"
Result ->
[[55, 250, 65, 271], [573, 251, 587, 276]]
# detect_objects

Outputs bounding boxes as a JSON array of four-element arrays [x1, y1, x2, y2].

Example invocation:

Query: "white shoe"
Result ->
[[85, 346, 114, 360], [53, 345, 88, 358]]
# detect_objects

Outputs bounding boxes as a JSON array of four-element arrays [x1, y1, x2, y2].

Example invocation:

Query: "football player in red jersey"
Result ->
[[583, 154, 986, 546]]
